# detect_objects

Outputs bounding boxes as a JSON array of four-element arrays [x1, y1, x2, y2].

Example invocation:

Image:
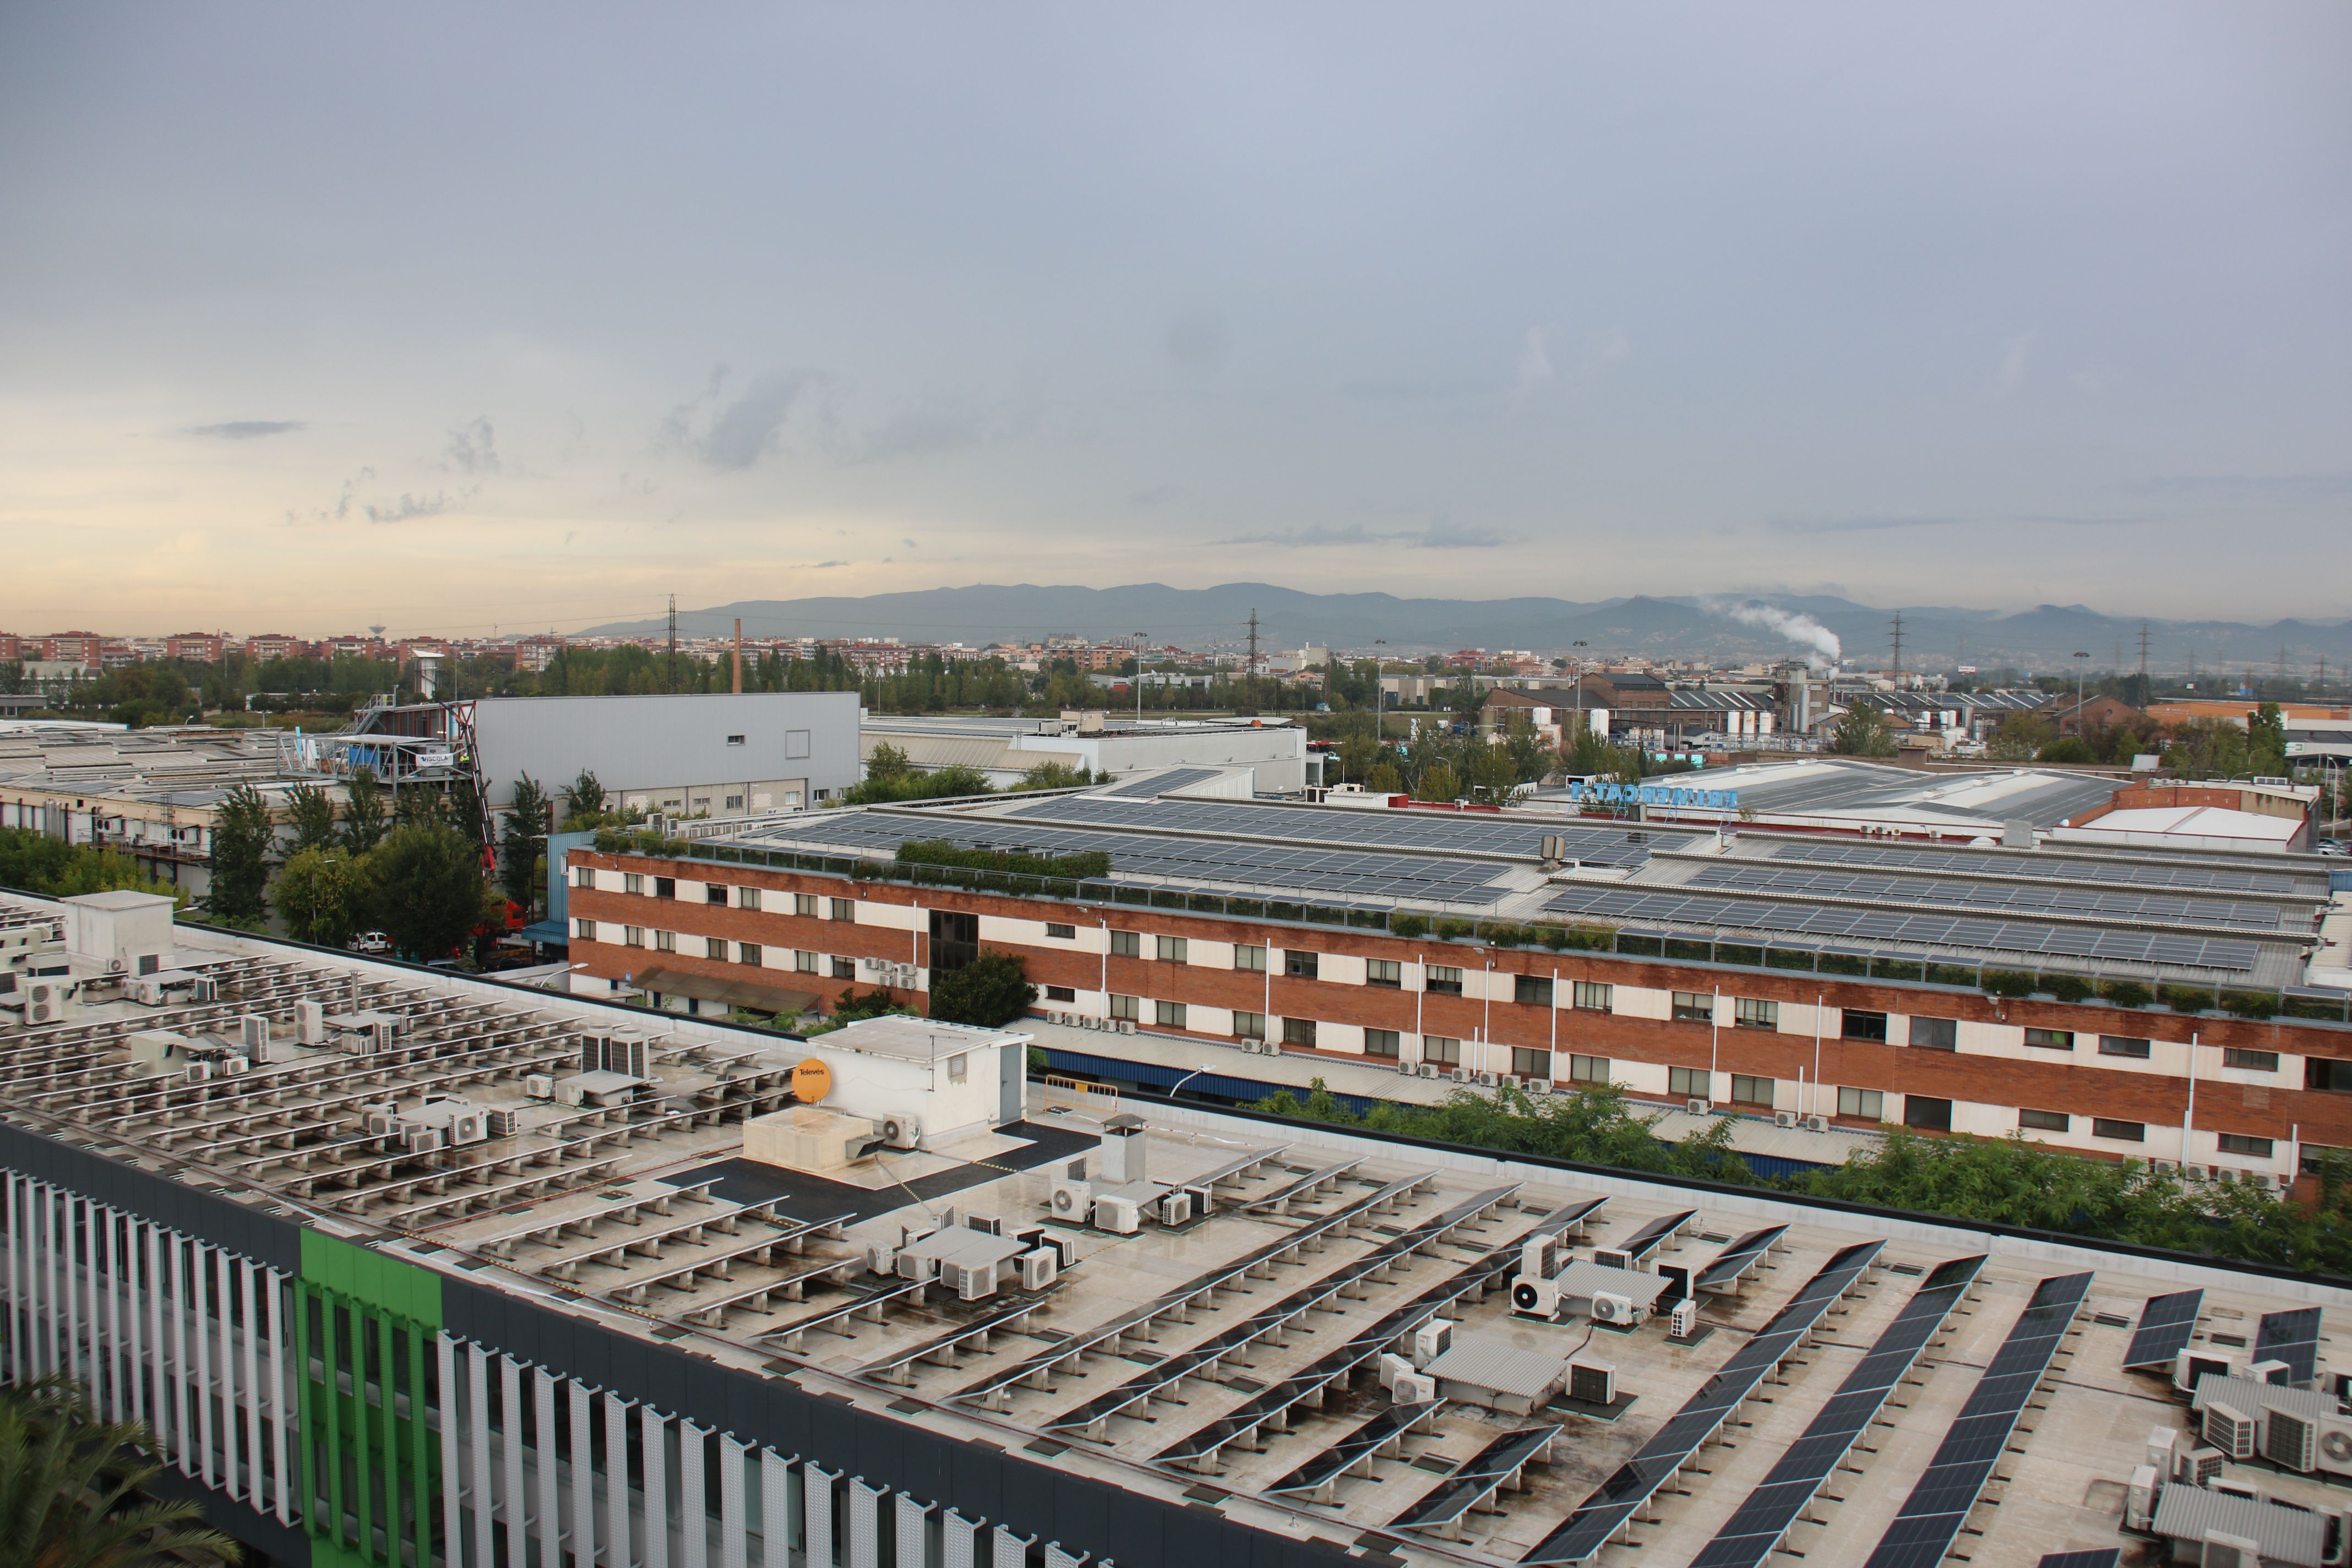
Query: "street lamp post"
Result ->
[[1169, 1065, 1211, 1101], [2072, 651, 2090, 740]]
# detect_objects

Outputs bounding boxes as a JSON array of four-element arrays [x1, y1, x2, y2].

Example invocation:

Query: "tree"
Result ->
[[1013, 760, 1091, 792], [1829, 705, 1899, 758], [1412, 763, 1462, 803], [205, 783, 274, 927], [1985, 712, 2054, 763], [0, 830, 186, 905], [558, 769, 608, 829], [276, 847, 371, 948], [928, 952, 1038, 1027], [500, 774, 552, 915], [369, 823, 487, 960], [2036, 736, 2096, 765], [2249, 701, 2288, 776], [282, 781, 337, 856], [0, 1373, 241, 1567], [339, 767, 389, 853]]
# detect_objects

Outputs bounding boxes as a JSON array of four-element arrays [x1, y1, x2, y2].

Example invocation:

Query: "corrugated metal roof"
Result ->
[[2150, 1484, 2328, 1567], [1424, 1335, 1567, 1400]]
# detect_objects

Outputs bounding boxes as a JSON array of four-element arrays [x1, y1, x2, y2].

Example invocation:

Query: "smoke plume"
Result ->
[[1715, 599, 1842, 669]]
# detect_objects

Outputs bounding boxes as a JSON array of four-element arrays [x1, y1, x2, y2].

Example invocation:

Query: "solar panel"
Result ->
[[1859, 1271, 2093, 1568], [1688, 1255, 1985, 1568], [1107, 767, 1219, 797], [2120, 1289, 2204, 1371], [1756, 837, 2317, 897], [1390, 1424, 1560, 1533], [1690, 861, 2299, 934], [1692, 1226, 1787, 1294], [1614, 1208, 1696, 1261], [1264, 1398, 1445, 1505], [2037, 1551, 2121, 1568], [2256, 1306, 2322, 1385], [1520, 1240, 1886, 1565]]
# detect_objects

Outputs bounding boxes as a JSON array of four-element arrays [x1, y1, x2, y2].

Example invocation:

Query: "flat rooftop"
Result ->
[[4, 899, 2344, 1568]]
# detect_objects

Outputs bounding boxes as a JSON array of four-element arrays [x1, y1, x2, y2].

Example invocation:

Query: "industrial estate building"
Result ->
[[858, 713, 1314, 795], [6, 886, 2352, 1568], [569, 766, 2352, 1189]]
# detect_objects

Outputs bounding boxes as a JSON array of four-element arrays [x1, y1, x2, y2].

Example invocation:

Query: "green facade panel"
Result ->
[[296, 1234, 445, 1568]]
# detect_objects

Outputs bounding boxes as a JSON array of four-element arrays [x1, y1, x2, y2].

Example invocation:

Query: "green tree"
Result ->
[[204, 783, 274, 926], [1412, 763, 1462, 803], [1985, 712, 2054, 762], [500, 774, 552, 915], [1012, 760, 1092, 792], [928, 952, 1038, 1027], [1830, 704, 1899, 758], [558, 769, 609, 829], [0, 831, 187, 905], [2036, 736, 2096, 765], [369, 823, 487, 960], [276, 847, 371, 948], [1364, 761, 1402, 794], [339, 767, 389, 853], [2163, 718, 2252, 778], [2249, 701, 2288, 776], [0, 1373, 241, 1567], [282, 781, 337, 856]]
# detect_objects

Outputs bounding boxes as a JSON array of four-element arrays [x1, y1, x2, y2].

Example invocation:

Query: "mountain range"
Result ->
[[586, 584, 2352, 674]]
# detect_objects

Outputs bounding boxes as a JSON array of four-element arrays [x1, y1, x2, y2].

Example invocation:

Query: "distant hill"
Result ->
[[584, 582, 2352, 671]]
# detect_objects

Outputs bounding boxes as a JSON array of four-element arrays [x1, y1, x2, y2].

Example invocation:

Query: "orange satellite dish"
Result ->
[[791, 1058, 832, 1102]]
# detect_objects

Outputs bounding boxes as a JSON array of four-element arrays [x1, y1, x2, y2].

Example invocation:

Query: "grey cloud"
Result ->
[[1212, 519, 1512, 549], [1214, 522, 1383, 547], [700, 372, 814, 470], [363, 492, 449, 524], [1129, 483, 1185, 509], [445, 416, 499, 475], [1768, 514, 1966, 535], [841, 402, 983, 465], [1412, 519, 1510, 548], [188, 420, 306, 439]]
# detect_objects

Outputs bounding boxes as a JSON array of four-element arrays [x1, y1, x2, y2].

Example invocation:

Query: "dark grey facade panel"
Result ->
[[146, 1466, 313, 1567], [0, 1121, 303, 1273]]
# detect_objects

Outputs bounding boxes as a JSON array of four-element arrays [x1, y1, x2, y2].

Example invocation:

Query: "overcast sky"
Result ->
[[2, 3, 2345, 636]]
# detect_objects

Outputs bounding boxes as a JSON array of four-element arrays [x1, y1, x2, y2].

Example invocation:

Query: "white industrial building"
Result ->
[[861, 711, 1315, 793]]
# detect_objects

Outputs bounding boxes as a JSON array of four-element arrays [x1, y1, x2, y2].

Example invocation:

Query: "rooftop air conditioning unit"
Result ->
[[2262, 1408, 2318, 1472], [1686, 1098, 1712, 1115], [1591, 1291, 1641, 1327], [1157, 1190, 1192, 1227], [524, 1074, 555, 1100], [2175, 1349, 2236, 1395], [1091, 1195, 1141, 1235], [1378, 1352, 1414, 1392], [2125, 1464, 2159, 1531], [1117, 1019, 1136, 1035], [1803, 1115, 1831, 1133], [2315, 1419, 2352, 1478], [402, 1127, 447, 1155], [1017, 1248, 1059, 1291], [944, 1261, 995, 1303], [879, 1114, 921, 1151], [1048, 1179, 1092, 1221], [1528, 1077, 1554, 1095], [2248, 1359, 2293, 1386], [1449, 1068, 1470, 1084], [866, 1244, 897, 1277], [484, 1108, 520, 1139], [1412, 1319, 1454, 1362], [896, 1250, 938, 1284], [2202, 1533, 2262, 1568], [184, 1060, 213, 1082], [1396, 1059, 1416, 1075], [1669, 1299, 1701, 1339], [1394, 1371, 1438, 1405], [2204, 1402, 2257, 1461], [221, 1055, 249, 1075], [1591, 1248, 1635, 1272], [2182, 1447, 2225, 1488], [1521, 1236, 1560, 1280], [1474, 1070, 1499, 1087], [238, 1016, 268, 1052], [1567, 1362, 1617, 1406], [1775, 1111, 1798, 1129], [186, 977, 217, 1003], [24, 980, 74, 1025], [1510, 1276, 1562, 1321], [1417, 1063, 1437, 1078]]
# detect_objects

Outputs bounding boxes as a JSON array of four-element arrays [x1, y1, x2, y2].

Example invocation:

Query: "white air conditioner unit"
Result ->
[[1116, 1019, 1136, 1035], [2175, 1349, 2237, 1395], [524, 1074, 555, 1100], [1528, 1077, 1553, 1095], [2125, 1463, 2159, 1530], [1017, 1248, 1059, 1291], [2315, 1419, 2352, 1477], [1393, 1370, 1438, 1404], [401, 1127, 446, 1155], [1396, 1060, 1415, 1075], [24, 980, 74, 1025], [1449, 1068, 1470, 1084], [1591, 1291, 1641, 1327], [221, 1054, 249, 1075], [554, 1079, 587, 1107], [2248, 1358, 2293, 1386], [1567, 1362, 1616, 1406], [1416, 1063, 1437, 1079], [2182, 1447, 2225, 1487], [484, 1108, 520, 1139], [943, 1261, 995, 1303], [1091, 1195, 1141, 1235], [184, 1060, 213, 1082], [2204, 1402, 2257, 1461], [2202, 1532, 2262, 1568], [1521, 1236, 1560, 1280], [1669, 1299, 1701, 1339], [1510, 1275, 1562, 1321], [896, 1250, 938, 1284], [1412, 1319, 1454, 1363], [1803, 1115, 1830, 1133], [1686, 1097, 1711, 1115], [1157, 1190, 1192, 1227], [879, 1114, 922, 1151], [1474, 1070, 1498, 1087], [1775, 1111, 1798, 1129], [1049, 1179, 1092, 1220], [1591, 1247, 1635, 1272], [1377, 1352, 1414, 1392], [867, 1244, 899, 1277], [186, 977, 217, 1003], [2263, 1408, 2319, 1472]]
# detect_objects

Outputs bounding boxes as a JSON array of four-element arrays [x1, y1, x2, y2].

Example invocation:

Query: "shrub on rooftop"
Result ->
[[2044, 975, 2094, 1004], [1980, 968, 2036, 999], [2096, 979, 2154, 1011]]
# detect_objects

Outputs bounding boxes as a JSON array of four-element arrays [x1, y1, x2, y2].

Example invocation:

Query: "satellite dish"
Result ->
[[791, 1057, 832, 1103]]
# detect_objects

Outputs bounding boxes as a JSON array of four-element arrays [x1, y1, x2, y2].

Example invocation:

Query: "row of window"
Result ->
[[583, 868, 858, 924], [571, 921, 861, 980]]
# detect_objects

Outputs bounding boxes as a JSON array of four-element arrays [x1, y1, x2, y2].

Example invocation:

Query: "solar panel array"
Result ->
[[1692, 1226, 1787, 1294], [1520, 1240, 1886, 1565], [1391, 1425, 1561, 1533], [1688, 1255, 1985, 1568], [2037, 1551, 2121, 1568], [1756, 836, 2316, 897], [2256, 1306, 2322, 1385], [1108, 767, 1220, 797], [1614, 1209, 1696, 1261], [1859, 1271, 2093, 1568], [1690, 862, 2299, 934], [755, 809, 1517, 906], [1264, 1398, 1444, 1503], [2120, 1289, 2204, 1371], [1539, 884, 2266, 973], [998, 791, 1699, 868]]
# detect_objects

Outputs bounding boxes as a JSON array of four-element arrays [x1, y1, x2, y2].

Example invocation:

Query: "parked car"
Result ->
[[348, 931, 391, 955]]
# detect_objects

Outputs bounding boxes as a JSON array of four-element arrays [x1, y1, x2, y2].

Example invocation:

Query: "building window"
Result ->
[[624, 872, 643, 895], [796, 950, 819, 973], [706, 937, 728, 961], [1366, 1029, 1402, 1059], [1284, 951, 1320, 980], [948, 1053, 967, 1084], [1672, 991, 1713, 1023], [1234, 944, 1267, 972], [1573, 981, 1613, 1012], [830, 956, 854, 980], [726, 734, 745, 747], [2023, 1028, 2075, 1050], [623, 925, 644, 948], [1282, 1018, 1318, 1047], [1044, 923, 1076, 940], [706, 884, 728, 905], [796, 893, 819, 917], [1734, 998, 1778, 1030], [1155, 1000, 1187, 1029], [739, 886, 761, 912], [1155, 936, 1188, 964], [1110, 994, 1139, 1021], [2309, 1059, 2352, 1092], [737, 943, 761, 967], [2092, 1118, 2146, 1142], [654, 878, 676, 899], [2224, 1048, 2280, 1072], [1425, 965, 1464, 995], [2217, 1132, 2274, 1157], [1909, 1017, 1957, 1050], [573, 918, 597, 941], [830, 898, 855, 923], [1367, 959, 1401, 988], [574, 864, 596, 889], [1838, 1086, 1885, 1120], [1044, 984, 1075, 1002], [1515, 976, 1554, 1007], [1729, 1074, 1774, 1108], [725, 794, 744, 810], [1423, 1035, 1462, 1066], [1566, 1054, 1608, 1085], [656, 930, 676, 952], [1512, 1046, 1550, 1077], [1232, 1011, 1266, 1040], [2100, 1035, 2152, 1059], [1904, 1096, 1953, 1132], [1109, 930, 1141, 957], [2019, 1108, 2070, 1132], [1669, 1066, 1709, 1100], [1841, 1010, 1889, 1043]]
